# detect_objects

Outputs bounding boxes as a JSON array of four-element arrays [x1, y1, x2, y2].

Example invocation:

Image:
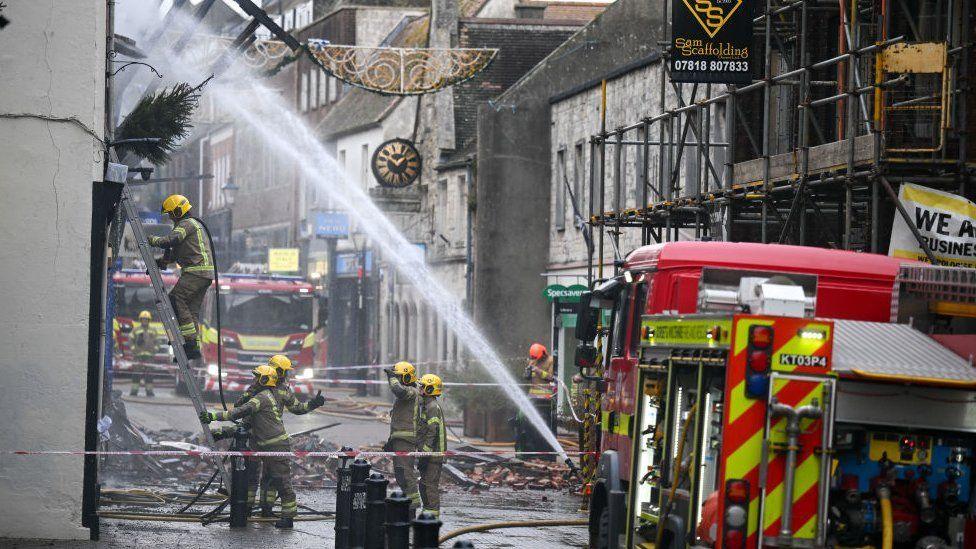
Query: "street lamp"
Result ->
[[350, 231, 372, 396], [221, 177, 239, 206], [215, 176, 239, 269]]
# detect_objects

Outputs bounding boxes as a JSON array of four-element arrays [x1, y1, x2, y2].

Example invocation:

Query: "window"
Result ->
[[338, 150, 346, 174], [283, 9, 294, 30], [360, 144, 369, 188], [309, 70, 318, 109], [318, 70, 327, 106], [574, 142, 585, 229], [455, 175, 466, 241], [328, 77, 338, 102], [437, 179, 448, 237], [555, 148, 566, 231], [300, 72, 308, 112]]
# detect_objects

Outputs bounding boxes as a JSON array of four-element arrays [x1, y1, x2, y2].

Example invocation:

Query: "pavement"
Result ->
[[2, 382, 588, 548]]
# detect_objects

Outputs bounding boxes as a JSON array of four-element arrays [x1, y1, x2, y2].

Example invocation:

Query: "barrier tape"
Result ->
[[5, 449, 593, 459]]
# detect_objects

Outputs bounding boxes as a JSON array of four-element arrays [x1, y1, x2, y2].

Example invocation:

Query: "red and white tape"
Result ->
[[4, 449, 592, 459]]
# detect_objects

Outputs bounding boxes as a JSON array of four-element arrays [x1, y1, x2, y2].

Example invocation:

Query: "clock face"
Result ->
[[371, 138, 422, 188]]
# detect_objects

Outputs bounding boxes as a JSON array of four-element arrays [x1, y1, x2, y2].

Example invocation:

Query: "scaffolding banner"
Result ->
[[889, 183, 976, 268], [670, 0, 754, 84]]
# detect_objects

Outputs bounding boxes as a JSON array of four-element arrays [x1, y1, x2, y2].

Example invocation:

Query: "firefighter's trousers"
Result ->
[[418, 457, 443, 516], [169, 272, 211, 341], [261, 456, 297, 518], [129, 356, 155, 396], [388, 438, 421, 509]]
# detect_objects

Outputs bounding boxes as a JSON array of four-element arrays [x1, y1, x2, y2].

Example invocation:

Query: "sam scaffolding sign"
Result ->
[[671, 0, 754, 84], [888, 183, 976, 268]]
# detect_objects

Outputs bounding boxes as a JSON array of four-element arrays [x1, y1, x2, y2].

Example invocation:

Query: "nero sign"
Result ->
[[671, 0, 753, 84]]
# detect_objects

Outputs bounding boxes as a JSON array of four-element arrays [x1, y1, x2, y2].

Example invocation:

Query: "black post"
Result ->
[[335, 447, 355, 548], [412, 512, 443, 548], [385, 490, 412, 549], [349, 458, 371, 548], [365, 473, 389, 549], [229, 424, 250, 527]]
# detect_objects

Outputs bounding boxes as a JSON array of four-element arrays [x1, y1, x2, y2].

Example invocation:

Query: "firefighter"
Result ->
[[235, 354, 325, 516], [525, 343, 554, 398], [200, 364, 298, 528], [129, 310, 157, 397], [147, 194, 213, 360], [383, 361, 422, 511], [417, 374, 446, 518]]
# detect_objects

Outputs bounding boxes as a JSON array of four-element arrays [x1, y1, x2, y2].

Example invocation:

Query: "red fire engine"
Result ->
[[192, 273, 318, 397], [111, 269, 179, 380], [575, 241, 976, 548]]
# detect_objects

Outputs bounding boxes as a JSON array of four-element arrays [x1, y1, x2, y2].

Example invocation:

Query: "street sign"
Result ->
[[542, 284, 588, 303], [315, 211, 350, 238], [335, 251, 373, 277], [268, 248, 300, 272], [670, 0, 754, 84]]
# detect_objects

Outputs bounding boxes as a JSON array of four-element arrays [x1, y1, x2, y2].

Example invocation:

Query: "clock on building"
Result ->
[[371, 138, 421, 188]]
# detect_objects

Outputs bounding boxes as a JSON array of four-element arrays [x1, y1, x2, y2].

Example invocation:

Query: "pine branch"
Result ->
[[115, 79, 209, 164]]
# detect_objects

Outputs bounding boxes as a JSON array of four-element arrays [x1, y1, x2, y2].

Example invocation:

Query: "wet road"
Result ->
[[4, 381, 587, 547]]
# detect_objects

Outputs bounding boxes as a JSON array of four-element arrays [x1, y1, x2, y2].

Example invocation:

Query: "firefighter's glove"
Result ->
[[147, 235, 162, 247], [523, 365, 533, 380], [199, 411, 218, 424], [154, 257, 168, 271], [383, 367, 396, 378], [309, 390, 325, 410]]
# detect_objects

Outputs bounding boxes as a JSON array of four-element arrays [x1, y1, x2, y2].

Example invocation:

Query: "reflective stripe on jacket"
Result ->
[[157, 217, 214, 279], [418, 397, 446, 454], [216, 389, 290, 449], [131, 325, 157, 358]]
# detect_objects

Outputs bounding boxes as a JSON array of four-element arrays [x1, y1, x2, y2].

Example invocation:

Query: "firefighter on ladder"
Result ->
[[235, 354, 325, 516], [417, 374, 446, 518], [383, 361, 423, 512], [129, 310, 157, 397], [201, 364, 298, 528], [147, 194, 213, 360]]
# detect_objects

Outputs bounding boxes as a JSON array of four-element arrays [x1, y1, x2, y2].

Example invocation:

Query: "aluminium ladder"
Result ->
[[118, 184, 230, 483]]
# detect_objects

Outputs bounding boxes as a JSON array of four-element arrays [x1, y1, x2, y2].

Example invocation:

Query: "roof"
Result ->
[[833, 320, 976, 386], [219, 273, 314, 291], [626, 242, 909, 282]]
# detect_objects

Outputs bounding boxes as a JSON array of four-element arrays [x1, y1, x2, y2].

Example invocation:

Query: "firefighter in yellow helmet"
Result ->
[[417, 373, 446, 517], [235, 354, 325, 517], [129, 310, 158, 397], [147, 194, 213, 359], [201, 364, 298, 528], [383, 361, 422, 511]]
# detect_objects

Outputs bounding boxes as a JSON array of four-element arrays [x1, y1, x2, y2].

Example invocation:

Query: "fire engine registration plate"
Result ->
[[777, 353, 828, 368]]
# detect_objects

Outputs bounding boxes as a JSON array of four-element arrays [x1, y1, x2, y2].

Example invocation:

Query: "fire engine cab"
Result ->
[[576, 241, 976, 548]]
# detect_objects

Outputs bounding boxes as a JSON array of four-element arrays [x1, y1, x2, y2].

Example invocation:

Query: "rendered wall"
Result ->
[[0, 0, 106, 540]]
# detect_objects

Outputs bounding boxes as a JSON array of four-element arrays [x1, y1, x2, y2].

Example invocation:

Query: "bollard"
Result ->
[[335, 446, 355, 549], [412, 511, 442, 548], [229, 424, 250, 528], [349, 458, 371, 549], [385, 490, 412, 549], [365, 473, 389, 549], [453, 542, 475, 548]]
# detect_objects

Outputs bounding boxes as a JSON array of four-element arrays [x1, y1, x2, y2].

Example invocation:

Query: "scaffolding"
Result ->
[[585, 0, 974, 283]]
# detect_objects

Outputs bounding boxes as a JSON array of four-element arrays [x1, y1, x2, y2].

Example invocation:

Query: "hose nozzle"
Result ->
[[564, 457, 581, 480]]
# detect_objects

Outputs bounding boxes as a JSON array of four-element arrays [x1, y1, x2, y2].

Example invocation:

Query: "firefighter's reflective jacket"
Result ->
[[418, 398, 446, 461], [239, 381, 315, 415], [388, 377, 419, 444], [131, 325, 157, 359], [527, 355, 555, 398], [156, 217, 214, 278], [214, 389, 289, 449]]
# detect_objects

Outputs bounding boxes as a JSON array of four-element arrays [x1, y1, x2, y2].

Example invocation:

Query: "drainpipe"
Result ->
[[464, 157, 474, 313], [769, 398, 822, 547]]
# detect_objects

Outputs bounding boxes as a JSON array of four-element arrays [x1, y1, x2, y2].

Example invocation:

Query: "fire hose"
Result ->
[[878, 485, 893, 549], [438, 518, 589, 544]]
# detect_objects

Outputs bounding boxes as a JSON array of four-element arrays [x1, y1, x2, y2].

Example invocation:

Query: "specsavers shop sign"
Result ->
[[671, 0, 753, 84], [888, 183, 976, 268]]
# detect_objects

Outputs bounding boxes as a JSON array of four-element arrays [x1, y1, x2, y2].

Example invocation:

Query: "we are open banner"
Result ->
[[888, 183, 976, 267]]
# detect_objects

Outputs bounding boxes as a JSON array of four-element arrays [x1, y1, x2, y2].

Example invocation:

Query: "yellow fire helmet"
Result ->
[[252, 364, 278, 387], [419, 374, 442, 397], [268, 354, 293, 373], [161, 194, 192, 218], [393, 361, 416, 385], [138, 310, 152, 322]]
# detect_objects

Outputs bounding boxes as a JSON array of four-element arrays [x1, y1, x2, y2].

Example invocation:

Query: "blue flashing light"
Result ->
[[745, 373, 769, 399]]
